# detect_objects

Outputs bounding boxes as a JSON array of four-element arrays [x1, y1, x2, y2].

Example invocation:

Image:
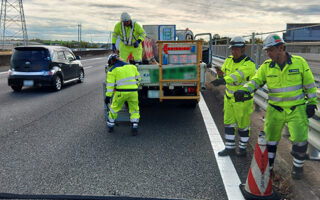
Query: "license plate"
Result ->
[[23, 80, 34, 86], [147, 90, 160, 98]]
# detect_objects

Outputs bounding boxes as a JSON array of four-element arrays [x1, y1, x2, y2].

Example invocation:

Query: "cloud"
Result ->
[[12, 0, 319, 42], [263, 4, 320, 16], [89, 3, 135, 9]]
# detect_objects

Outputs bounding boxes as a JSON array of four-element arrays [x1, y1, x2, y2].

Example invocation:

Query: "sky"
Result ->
[[5, 0, 320, 43]]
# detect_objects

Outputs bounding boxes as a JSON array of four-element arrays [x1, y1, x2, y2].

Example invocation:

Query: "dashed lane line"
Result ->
[[84, 66, 93, 69], [0, 71, 8, 75], [81, 57, 106, 61]]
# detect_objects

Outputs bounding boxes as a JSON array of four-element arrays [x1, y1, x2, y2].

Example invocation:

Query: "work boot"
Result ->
[[236, 148, 247, 157], [107, 125, 114, 133], [218, 148, 235, 156], [291, 166, 303, 180], [107, 121, 114, 133], [131, 123, 138, 136]]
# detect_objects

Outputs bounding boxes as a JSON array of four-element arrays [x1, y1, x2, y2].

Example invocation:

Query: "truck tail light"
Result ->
[[187, 87, 196, 93]]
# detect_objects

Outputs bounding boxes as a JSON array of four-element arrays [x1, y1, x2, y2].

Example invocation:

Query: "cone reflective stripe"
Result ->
[[239, 131, 279, 200], [245, 143, 272, 196]]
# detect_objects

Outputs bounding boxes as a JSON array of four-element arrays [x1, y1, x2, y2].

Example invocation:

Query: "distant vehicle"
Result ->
[[8, 45, 84, 92]]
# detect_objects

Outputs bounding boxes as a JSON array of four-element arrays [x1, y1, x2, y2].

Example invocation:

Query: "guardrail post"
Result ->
[[225, 39, 229, 58], [214, 39, 217, 56], [308, 144, 320, 160], [251, 32, 255, 59], [256, 44, 261, 69]]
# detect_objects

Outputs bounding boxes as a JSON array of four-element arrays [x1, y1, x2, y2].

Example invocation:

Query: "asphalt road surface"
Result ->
[[0, 57, 258, 200]]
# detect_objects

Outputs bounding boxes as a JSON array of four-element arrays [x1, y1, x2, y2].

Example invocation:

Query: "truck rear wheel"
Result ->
[[185, 99, 198, 108]]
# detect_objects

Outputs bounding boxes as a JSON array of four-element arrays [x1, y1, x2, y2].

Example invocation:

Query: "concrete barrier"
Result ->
[[0, 54, 11, 67], [73, 49, 110, 58], [0, 49, 111, 71]]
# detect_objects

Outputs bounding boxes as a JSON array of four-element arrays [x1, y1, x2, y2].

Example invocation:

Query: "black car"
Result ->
[[8, 45, 84, 92]]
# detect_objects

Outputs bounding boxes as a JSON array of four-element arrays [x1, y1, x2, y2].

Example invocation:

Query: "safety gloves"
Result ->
[[134, 39, 141, 48], [214, 66, 224, 78], [234, 90, 252, 102], [306, 104, 318, 118], [210, 78, 226, 86], [105, 96, 111, 105], [112, 44, 116, 53]]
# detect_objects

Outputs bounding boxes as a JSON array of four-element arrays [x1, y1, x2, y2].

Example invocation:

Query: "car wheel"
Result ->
[[53, 76, 62, 91], [78, 70, 84, 83], [11, 85, 22, 92]]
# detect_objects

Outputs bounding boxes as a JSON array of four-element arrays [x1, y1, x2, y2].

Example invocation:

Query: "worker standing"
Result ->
[[105, 54, 141, 136], [112, 12, 146, 63], [211, 36, 256, 157], [234, 34, 318, 179]]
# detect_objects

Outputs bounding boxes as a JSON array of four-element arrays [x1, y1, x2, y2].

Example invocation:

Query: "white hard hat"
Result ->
[[120, 12, 131, 22], [263, 33, 285, 50], [229, 36, 245, 48], [107, 54, 118, 66]]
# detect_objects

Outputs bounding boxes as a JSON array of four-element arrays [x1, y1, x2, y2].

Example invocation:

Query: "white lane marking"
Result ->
[[84, 66, 93, 69], [199, 93, 245, 200], [0, 71, 8, 75], [81, 57, 106, 61]]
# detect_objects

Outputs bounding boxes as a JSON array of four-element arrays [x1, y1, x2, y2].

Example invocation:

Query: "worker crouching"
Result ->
[[105, 54, 141, 136]]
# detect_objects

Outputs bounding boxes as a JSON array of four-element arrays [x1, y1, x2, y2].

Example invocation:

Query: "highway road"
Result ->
[[0, 57, 257, 200]]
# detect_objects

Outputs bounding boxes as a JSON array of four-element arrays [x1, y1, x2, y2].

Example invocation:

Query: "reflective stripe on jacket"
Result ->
[[105, 61, 141, 97], [112, 21, 146, 46], [221, 55, 256, 97], [242, 53, 318, 107]]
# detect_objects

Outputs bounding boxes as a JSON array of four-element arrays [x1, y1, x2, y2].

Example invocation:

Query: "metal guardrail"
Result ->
[[211, 56, 320, 160], [212, 43, 320, 83], [71, 48, 108, 51]]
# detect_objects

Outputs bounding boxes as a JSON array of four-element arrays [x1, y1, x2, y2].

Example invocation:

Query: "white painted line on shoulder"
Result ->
[[199, 93, 245, 200]]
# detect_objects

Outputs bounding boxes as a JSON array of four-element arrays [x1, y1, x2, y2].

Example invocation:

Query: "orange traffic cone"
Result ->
[[239, 131, 279, 200]]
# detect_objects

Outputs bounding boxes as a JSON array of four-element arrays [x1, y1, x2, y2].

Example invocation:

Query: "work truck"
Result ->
[[103, 25, 213, 121], [137, 25, 212, 106]]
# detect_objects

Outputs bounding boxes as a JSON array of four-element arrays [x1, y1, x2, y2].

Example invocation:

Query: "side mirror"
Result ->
[[67, 57, 74, 62], [76, 55, 81, 60]]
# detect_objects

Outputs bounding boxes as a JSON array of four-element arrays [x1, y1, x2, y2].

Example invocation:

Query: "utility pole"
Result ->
[[78, 23, 82, 48], [0, 0, 28, 50]]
